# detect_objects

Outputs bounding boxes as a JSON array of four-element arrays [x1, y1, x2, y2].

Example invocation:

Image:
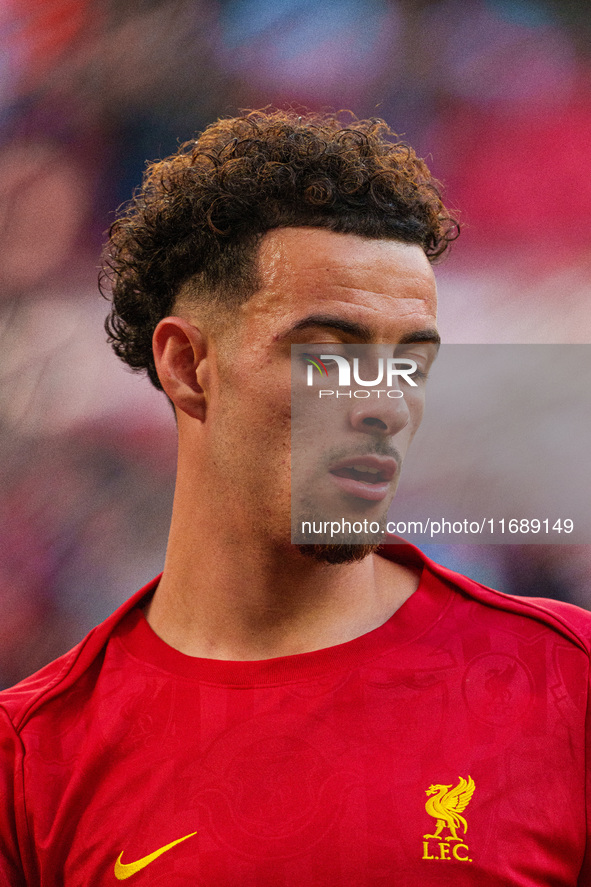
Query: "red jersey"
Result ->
[[0, 541, 590, 886]]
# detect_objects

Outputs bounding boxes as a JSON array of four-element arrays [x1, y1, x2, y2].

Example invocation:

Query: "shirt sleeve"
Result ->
[[577, 655, 591, 886], [0, 706, 28, 886]]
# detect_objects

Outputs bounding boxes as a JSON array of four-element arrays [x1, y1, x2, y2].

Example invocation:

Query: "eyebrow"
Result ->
[[398, 328, 441, 350], [282, 313, 441, 347]]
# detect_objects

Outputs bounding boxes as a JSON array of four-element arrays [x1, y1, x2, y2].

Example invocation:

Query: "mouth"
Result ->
[[328, 456, 398, 502]]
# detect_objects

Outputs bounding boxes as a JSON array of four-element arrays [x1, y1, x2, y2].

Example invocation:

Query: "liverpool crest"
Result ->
[[422, 776, 475, 862]]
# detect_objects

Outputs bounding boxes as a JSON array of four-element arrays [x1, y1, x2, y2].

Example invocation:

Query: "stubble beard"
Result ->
[[296, 541, 381, 564], [293, 502, 389, 565]]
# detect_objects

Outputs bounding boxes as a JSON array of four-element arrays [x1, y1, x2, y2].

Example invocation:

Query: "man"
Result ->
[[0, 110, 590, 885]]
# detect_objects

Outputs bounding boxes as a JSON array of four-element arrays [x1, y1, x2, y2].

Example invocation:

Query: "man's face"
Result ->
[[202, 228, 438, 560]]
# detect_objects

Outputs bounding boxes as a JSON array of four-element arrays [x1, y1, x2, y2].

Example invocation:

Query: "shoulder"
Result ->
[[379, 539, 591, 655], [0, 577, 159, 734], [437, 564, 591, 654]]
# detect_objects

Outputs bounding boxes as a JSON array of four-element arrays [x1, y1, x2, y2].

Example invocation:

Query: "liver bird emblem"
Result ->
[[424, 776, 475, 841]]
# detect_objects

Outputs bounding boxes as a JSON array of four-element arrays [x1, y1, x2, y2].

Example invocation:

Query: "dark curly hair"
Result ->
[[102, 109, 459, 390]]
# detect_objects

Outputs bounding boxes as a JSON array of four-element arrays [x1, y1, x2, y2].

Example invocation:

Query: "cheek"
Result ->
[[215, 354, 293, 457], [220, 390, 292, 459], [398, 392, 426, 450], [410, 395, 425, 429]]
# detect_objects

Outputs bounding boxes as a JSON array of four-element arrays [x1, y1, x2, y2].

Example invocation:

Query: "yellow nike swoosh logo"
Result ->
[[114, 831, 197, 880]]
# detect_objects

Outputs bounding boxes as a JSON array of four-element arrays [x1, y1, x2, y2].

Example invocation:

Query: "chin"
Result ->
[[296, 542, 380, 565]]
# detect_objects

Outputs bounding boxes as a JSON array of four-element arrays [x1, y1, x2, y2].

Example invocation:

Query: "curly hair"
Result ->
[[102, 109, 459, 390]]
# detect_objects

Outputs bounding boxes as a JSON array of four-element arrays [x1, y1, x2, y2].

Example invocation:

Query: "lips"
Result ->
[[328, 455, 398, 502]]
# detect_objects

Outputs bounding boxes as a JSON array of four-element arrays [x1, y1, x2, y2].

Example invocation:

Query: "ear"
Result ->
[[152, 317, 209, 421]]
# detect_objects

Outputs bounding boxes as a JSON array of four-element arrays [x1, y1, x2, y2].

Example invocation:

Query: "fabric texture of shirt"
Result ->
[[0, 540, 590, 886]]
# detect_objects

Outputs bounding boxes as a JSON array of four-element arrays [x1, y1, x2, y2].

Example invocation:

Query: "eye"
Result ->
[[394, 343, 438, 382]]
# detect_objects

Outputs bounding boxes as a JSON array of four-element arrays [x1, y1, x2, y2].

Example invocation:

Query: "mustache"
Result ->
[[319, 441, 402, 470]]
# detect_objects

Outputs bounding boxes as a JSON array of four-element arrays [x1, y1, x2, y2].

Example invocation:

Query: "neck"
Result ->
[[145, 497, 419, 660]]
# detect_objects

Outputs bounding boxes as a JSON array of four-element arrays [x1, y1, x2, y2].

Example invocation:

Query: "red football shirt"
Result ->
[[0, 541, 590, 885]]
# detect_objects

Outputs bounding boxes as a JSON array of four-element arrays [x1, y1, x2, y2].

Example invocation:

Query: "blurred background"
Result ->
[[1, 0, 591, 687]]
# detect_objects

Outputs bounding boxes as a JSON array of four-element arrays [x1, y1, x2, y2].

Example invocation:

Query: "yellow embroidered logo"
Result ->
[[114, 831, 197, 880], [422, 776, 475, 863]]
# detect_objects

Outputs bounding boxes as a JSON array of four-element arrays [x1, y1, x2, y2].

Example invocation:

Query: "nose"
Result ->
[[348, 393, 410, 436]]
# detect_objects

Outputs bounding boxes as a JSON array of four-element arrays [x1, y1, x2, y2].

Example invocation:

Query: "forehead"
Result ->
[[239, 227, 438, 341]]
